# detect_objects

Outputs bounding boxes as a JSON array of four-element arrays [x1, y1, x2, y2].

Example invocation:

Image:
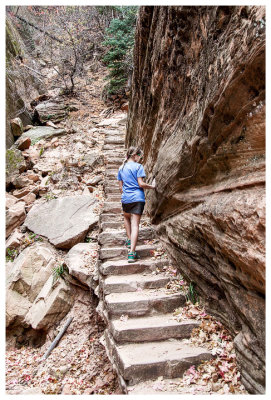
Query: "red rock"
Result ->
[[12, 188, 31, 199], [17, 137, 31, 151], [126, 5, 265, 394]]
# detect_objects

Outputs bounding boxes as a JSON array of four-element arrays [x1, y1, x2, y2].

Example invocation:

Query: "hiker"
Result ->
[[117, 146, 155, 263]]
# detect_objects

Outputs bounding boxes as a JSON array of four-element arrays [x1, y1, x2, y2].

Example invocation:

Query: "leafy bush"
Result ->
[[103, 6, 138, 95]]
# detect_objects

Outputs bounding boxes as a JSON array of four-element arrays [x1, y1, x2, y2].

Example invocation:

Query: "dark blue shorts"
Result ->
[[122, 201, 145, 215]]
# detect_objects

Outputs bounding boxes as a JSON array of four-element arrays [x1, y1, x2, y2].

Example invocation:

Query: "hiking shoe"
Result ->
[[128, 251, 140, 263], [125, 239, 131, 249]]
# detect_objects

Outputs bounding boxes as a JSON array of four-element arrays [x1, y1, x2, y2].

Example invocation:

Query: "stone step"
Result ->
[[100, 129, 124, 135], [104, 330, 213, 385], [100, 221, 125, 231], [104, 138, 125, 145], [105, 196, 122, 203], [101, 273, 171, 294], [98, 227, 155, 247], [104, 187, 120, 194], [105, 170, 119, 178], [103, 144, 125, 151], [105, 158, 123, 165], [99, 244, 158, 261], [99, 258, 166, 276], [109, 313, 200, 343], [100, 213, 149, 223], [103, 201, 121, 214], [104, 287, 186, 317]]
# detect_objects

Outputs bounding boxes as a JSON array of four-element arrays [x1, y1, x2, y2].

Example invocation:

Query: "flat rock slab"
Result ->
[[100, 244, 157, 261], [105, 331, 212, 385], [98, 227, 154, 247], [20, 126, 66, 143], [24, 195, 98, 249], [110, 313, 200, 343], [100, 258, 165, 276], [102, 273, 170, 294], [105, 288, 186, 317]]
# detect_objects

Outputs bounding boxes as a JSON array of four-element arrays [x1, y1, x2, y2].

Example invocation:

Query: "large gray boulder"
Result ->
[[65, 243, 98, 288], [6, 242, 56, 327], [20, 126, 66, 144], [24, 274, 72, 330], [34, 101, 68, 123], [24, 195, 99, 249]]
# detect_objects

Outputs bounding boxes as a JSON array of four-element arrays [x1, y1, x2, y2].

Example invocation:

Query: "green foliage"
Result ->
[[103, 6, 138, 94], [52, 264, 68, 284], [6, 149, 24, 173], [6, 247, 18, 262], [39, 147, 44, 156], [44, 192, 57, 201], [28, 232, 43, 242], [185, 282, 199, 305]]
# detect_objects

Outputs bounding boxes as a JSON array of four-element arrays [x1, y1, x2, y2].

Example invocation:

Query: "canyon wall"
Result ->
[[6, 15, 42, 148], [126, 6, 265, 394]]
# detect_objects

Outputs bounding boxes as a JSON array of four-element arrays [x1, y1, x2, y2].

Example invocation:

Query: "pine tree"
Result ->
[[103, 6, 138, 95]]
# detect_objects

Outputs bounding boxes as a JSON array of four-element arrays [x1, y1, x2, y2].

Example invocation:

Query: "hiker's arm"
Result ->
[[118, 180, 123, 193], [137, 177, 155, 190]]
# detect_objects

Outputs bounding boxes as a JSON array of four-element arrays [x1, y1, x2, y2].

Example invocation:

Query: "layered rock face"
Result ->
[[126, 6, 265, 394]]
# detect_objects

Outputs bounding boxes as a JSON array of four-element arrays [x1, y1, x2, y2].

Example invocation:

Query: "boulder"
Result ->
[[6, 242, 55, 304], [24, 274, 72, 330], [12, 187, 31, 199], [65, 243, 98, 288], [15, 136, 31, 151], [12, 175, 31, 189], [20, 192, 36, 205], [10, 117, 23, 137], [20, 126, 66, 144], [82, 153, 104, 171], [126, 5, 265, 394], [6, 228, 23, 251], [6, 193, 18, 209], [6, 289, 32, 327], [24, 195, 99, 249], [86, 175, 103, 186], [26, 172, 40, 182], [33, 99, 76, 123], [6, 201, 26, 238]]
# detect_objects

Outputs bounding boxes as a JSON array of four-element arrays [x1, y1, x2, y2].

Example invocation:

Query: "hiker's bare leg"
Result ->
[[130, 213, 141, 253], [123, 211, 131, 240]]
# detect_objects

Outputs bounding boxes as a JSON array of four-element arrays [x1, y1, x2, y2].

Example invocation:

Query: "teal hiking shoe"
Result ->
[[128, 251, 140, 263]]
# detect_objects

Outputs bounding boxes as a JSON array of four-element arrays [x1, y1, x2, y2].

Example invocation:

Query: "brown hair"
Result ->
[[120, 146, 143, 169]]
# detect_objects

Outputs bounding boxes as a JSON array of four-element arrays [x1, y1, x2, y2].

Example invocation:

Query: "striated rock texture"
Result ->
[[126, 6, 265, 394]]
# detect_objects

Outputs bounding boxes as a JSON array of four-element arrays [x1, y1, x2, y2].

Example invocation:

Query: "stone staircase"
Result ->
[[97, 128, 213, 394]]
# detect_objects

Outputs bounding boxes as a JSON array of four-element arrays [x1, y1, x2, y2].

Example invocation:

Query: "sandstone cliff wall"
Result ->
[[126, 6, 265, 393], [6, 15, 42, 148]]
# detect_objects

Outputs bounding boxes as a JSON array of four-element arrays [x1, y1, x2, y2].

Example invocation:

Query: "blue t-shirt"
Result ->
[[117, 161, 146, 203]]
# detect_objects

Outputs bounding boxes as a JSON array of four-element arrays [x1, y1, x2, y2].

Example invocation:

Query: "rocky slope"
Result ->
[[5, 58, 124, 394], [126, 6, 265, 394]]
